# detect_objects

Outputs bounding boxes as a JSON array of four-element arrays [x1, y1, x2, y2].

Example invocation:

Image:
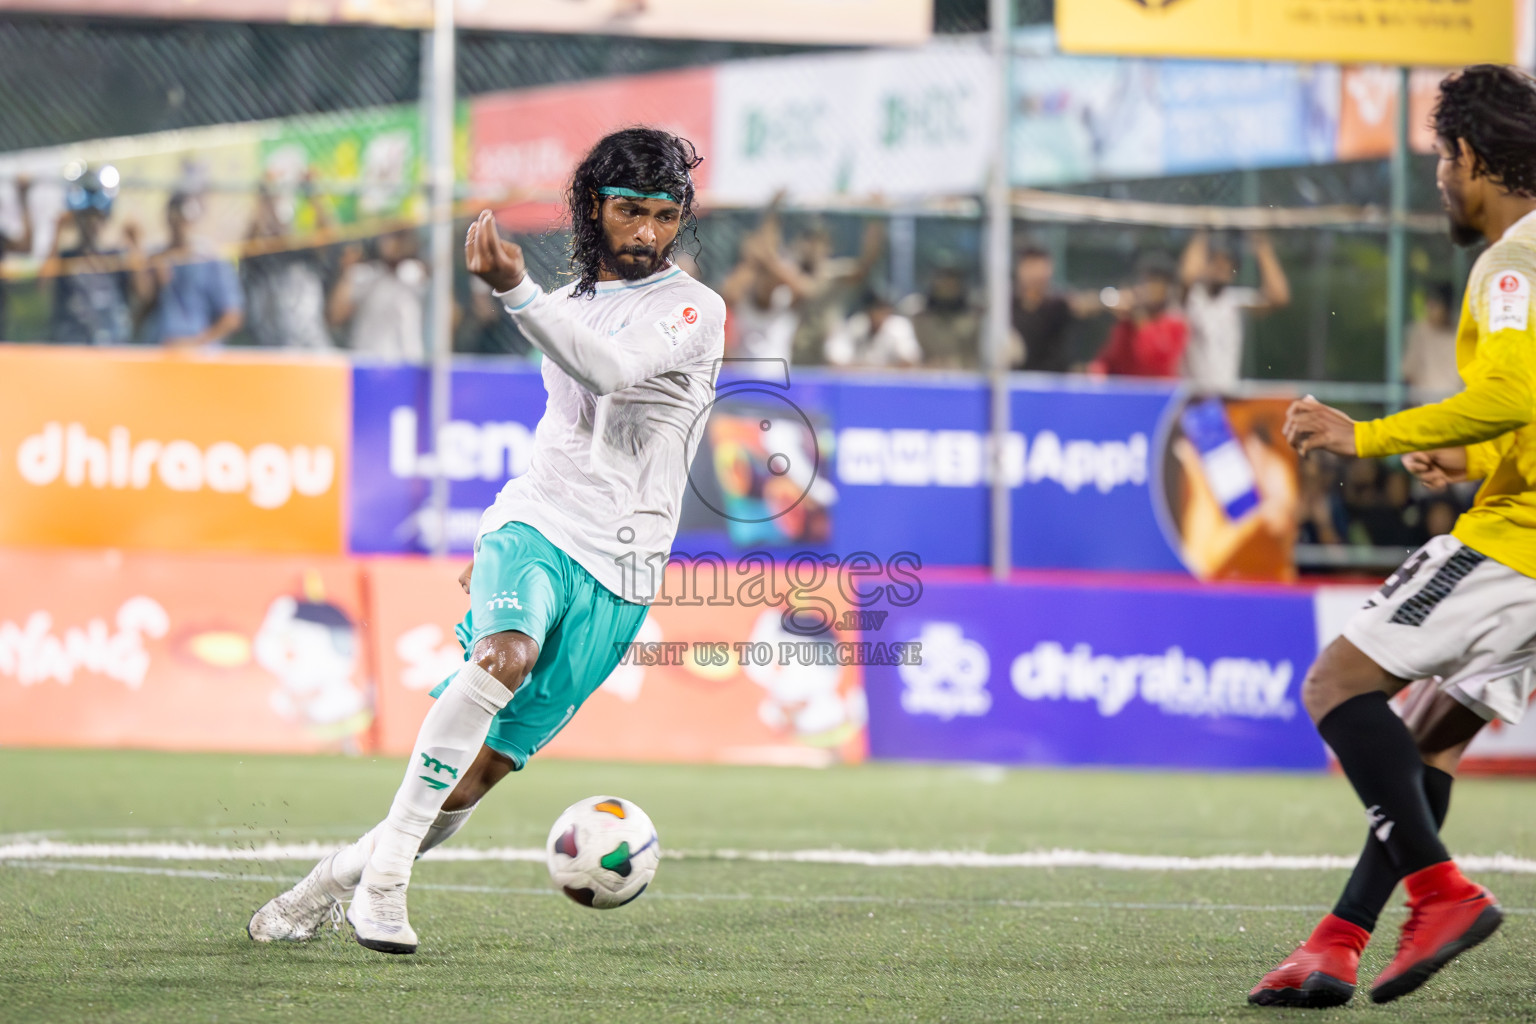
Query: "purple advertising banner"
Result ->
[[351, 364, 1197, 573], [350, 363, 547, 554], [865, 579, 1326, 770]]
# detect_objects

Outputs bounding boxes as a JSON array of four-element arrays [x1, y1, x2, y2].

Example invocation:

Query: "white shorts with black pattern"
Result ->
[[1344, 534, 1536, 725]]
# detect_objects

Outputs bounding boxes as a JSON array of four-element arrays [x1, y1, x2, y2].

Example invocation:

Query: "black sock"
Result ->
[[1316, 693, 1452, 878], [1332, 766, 1454, 932]]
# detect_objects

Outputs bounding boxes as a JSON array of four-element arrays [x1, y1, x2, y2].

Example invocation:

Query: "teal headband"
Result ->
[[599, 185, 680, 202]]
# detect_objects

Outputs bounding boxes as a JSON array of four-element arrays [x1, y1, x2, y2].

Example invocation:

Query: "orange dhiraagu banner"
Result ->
[[368, 558, 869, 767], [0, 346, 348, 553], [0, 548, 372, 752]]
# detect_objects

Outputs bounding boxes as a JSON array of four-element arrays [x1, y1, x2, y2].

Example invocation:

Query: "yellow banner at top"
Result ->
[[1057, 0, 1517, 66]]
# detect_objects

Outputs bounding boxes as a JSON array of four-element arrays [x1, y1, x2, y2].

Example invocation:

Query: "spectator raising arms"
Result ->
[[1179, 230, 1289, 389], [46, 165, 154, 346], [720, 202, 811, 364], [1090, 257, 1187, 378], [721, 197, 883, 366], [788, 217, 884, 366], [143, 191, 244, 348]]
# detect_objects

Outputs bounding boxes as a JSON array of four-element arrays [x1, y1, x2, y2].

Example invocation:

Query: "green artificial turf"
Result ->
[[2, 749, 1534, 1022]]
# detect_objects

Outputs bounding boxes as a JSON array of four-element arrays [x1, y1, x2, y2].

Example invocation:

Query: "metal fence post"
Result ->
[[1385, 65, 1409, 412], [986, 0, 1013, 583], [425, 0, 456, 557]]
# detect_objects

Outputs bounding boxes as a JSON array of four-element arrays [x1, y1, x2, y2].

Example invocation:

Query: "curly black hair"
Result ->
[[566, 127, 703, 298], [1433, 64, 1536, 198]]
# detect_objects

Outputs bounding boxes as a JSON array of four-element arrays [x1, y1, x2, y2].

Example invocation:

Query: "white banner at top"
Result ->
[[0, 0, 933, 46], [710, 39, 996, 206]]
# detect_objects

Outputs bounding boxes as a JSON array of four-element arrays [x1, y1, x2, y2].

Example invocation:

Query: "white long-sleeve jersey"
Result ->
[[478, 264, 726, 604]]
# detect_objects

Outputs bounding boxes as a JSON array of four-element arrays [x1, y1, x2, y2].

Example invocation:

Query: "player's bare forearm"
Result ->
[[458, 560, 473, 594], [465, 210, 525, 293], [1253, 234, 1291, 307], [1283, 395, 1357, 457]]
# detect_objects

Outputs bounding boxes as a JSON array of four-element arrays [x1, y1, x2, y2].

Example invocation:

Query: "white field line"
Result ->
[[8, 859, 1536, 917], [4, 839, 1536, 874]]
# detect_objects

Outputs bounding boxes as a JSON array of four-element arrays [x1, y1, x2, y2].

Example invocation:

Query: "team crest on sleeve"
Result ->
[[654, 302, 702, 347], [1488, 269, 1531, 333]]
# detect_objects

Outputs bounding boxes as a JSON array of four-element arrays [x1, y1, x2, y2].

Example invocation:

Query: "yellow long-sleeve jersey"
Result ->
[[1354, 209, 1536, 579]]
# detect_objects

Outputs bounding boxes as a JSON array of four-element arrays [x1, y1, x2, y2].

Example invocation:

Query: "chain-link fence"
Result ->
[[0, 2, 1495, 572]]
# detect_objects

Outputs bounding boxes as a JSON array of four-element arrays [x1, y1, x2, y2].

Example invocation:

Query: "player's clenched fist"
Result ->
[[1283, 395, 1358, 457], [1403, 447, 1470, 490], [465, 209, 526, 293]]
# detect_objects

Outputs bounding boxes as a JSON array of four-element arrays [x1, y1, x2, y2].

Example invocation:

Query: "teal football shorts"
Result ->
[[429, 521, 649, 769]]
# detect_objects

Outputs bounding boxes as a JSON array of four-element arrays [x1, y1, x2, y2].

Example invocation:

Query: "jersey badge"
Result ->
[[654, 303, 702, 347], [1488, 269, 1530, 333]]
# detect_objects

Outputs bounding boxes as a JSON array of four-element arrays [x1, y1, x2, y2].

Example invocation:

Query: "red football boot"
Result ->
[[1248, 913, 1369, 1008], [1370, 862, 1503, 1004]]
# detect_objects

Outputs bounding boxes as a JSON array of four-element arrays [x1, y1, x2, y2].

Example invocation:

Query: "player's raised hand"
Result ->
[[1403, 447, 1470, 490], [1283, 395, 1358, 457], [465, 209, 525, 293]]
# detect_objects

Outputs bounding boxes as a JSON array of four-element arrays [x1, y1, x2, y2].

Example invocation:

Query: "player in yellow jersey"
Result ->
[[1249, 65, 1536, 1009]]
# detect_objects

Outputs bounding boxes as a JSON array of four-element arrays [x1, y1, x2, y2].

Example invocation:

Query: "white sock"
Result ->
[[332, 826, 378, 888], [332, 802, 478, 889], [364, 662, 510, 885]]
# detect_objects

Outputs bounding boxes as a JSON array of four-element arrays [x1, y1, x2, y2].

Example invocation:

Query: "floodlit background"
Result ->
[[1, 2, 1534, 1021]]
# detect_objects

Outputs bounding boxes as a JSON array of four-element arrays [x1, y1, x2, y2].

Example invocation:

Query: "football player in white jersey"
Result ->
[[249, 127, 726, 954]]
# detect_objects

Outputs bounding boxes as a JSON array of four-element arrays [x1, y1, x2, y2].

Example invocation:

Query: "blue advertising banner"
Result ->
[[1159, 61, 1338, 176], [1008, 381, 1182, 572], [351, 363, 1206, 575], [350, 363, 547, 554], [864, 581, 1327, 770], [1009, 26, 1340, 187]]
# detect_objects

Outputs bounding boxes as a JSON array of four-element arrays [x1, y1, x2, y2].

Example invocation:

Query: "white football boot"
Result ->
[[347, 878, 419, 954], [247, 852, 350, 942]]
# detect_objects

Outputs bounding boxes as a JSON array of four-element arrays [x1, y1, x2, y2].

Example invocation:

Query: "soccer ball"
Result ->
[[545, 795, 660, 909]]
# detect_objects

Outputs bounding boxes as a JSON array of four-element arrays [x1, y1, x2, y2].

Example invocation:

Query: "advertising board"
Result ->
[[0, 347, 349, 554], [865, 579, 1328, 770]]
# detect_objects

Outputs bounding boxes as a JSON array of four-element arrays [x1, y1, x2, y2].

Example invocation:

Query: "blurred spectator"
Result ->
[[722, 201, 883, 366], [827, 289, 922, 368], [1423, 497, 1460, 539], [672, 249, 702, 281], [461, 275, 531, 356], [1296, 453, 1348, 545], [1339, 460, 1434, 549], [1090, 257, 1187, 378], [1340, 457, 1384, 546], [1011, 247, 1082, 372], [328, 226, 427, 363], [1402, 283, 1460, 398], [1355, 469, 1426, 548], [142, 191, 244, 348], [0, 176, 33, 341], [721, 205, 809, 364], [241, 175, 336, 351], [45, 165, 153, 346], [910, 261, 982, 370], [787, 218, 884, 366], [1179, 230, 1289, 389]]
